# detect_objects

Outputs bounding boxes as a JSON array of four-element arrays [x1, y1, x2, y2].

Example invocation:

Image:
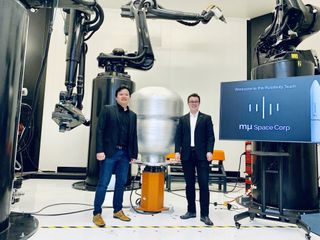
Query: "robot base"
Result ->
[[0, 212, 38, 240], [136, 166, 169, 213]]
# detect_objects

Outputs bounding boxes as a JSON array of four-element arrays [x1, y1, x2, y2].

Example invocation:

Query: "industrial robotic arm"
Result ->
[[121, 0, 226, 23], [256, 0, 320, 64], [52, 3, 104, 132], [97, 0, 226, 73], [50, 1, 104, 132], [20, 0, 104, 132], [45, 0, 224, 132]]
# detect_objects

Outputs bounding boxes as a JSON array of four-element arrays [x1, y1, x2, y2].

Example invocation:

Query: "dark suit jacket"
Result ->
[[175, 112, 215, 161], [96, 104, 138, 160]]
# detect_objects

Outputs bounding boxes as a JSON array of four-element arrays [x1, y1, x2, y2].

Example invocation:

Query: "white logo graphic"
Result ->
[[248, 96, 280, 119]]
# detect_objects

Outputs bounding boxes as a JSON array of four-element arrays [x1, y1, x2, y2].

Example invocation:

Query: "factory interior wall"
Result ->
[[39, 8, 320, 182]]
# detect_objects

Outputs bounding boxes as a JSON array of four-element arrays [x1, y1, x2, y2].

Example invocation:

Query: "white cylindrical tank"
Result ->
[[130, 87, 183, 165]]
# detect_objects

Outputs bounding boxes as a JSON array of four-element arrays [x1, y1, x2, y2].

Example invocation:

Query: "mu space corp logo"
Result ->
[[220, 76, 320, 142], [238, 95, 291, 133]]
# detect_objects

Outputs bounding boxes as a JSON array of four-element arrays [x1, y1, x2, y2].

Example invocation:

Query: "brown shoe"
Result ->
[[93, 214, 105, 227], [113, 210, 131, 222]]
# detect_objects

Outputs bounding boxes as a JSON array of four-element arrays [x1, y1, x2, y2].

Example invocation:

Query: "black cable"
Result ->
[[168, 190, 242, 211], [227, 182, 245, 188], [129, 168, 142, 213], [21, 202, 93, 214], [167, 183, 243, 193], [167, 152, 247, 212], [167, 153, 245, 194], [18, 9, 55, 154], [86, 4, 104, 32], [167, 191, 186, 199], [16, 208, 94, 217], [30, 12, 54, 124], [12, 202, 130, 217], [17, 103, 33, 153], [135, 188, 141, 196], [72, 0, 96, 7], [221, 152, 245, 194], [15, 103, 44, 172], [129, 165, 155, 215], [177, 20, 201, 26]]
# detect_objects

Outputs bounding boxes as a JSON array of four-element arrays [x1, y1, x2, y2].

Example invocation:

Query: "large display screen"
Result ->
[[219, 75, 320, 143]]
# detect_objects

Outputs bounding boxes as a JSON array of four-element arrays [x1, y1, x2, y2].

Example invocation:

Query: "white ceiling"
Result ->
[[97, 0, 275, 19], [97, 0, 320, 19]]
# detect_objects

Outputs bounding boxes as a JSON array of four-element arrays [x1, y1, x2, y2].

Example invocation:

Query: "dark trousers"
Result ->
[[181, 150, 210, 217]]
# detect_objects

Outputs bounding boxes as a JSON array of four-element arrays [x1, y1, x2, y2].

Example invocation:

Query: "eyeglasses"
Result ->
[[188, 101, 199, 104]]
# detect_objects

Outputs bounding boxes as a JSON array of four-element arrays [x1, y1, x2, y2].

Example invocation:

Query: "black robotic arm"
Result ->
[[256, 0, 320, 61], [51, 2, 104, 131], [121, 0, 226, 23], [97, 0, 226, 73], [97, 1, 155, 72], [19, 0, 104, 132], [36, 0, 225, 132]]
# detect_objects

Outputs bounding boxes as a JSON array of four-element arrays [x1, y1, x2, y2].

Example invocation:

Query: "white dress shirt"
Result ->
[[190, 111, 199, 147]]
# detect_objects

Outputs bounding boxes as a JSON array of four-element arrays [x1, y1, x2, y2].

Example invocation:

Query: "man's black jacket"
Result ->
[[96, 104, 138, 160], [175, 112, 215, 161]]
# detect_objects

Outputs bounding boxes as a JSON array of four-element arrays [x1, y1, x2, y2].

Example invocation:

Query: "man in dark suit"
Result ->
[[175, 93, 215, 226], [93, 86, 138, 227]]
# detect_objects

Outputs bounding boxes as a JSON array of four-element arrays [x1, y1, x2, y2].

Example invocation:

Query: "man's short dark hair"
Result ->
[[115, 85, 131, 97], [187, 93, 200, 103]]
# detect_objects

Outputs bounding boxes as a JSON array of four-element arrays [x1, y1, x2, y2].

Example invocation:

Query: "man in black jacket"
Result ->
[[175, 93, 215, 226], [93, 86, 138, 227]]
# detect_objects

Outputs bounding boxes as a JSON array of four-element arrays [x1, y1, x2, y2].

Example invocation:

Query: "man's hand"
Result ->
[[175, 152, 181, 162], [206, 152, 213, 161], [131, 158, 137, 163], [96, 152, 105, 161]]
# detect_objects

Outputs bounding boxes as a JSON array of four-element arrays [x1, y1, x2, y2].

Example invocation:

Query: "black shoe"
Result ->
[[200, 216, 213, 226], [180, 212, 196, 219]]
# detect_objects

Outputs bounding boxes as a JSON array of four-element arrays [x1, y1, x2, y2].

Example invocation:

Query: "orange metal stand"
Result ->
[[137, 168, 168, 212]]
